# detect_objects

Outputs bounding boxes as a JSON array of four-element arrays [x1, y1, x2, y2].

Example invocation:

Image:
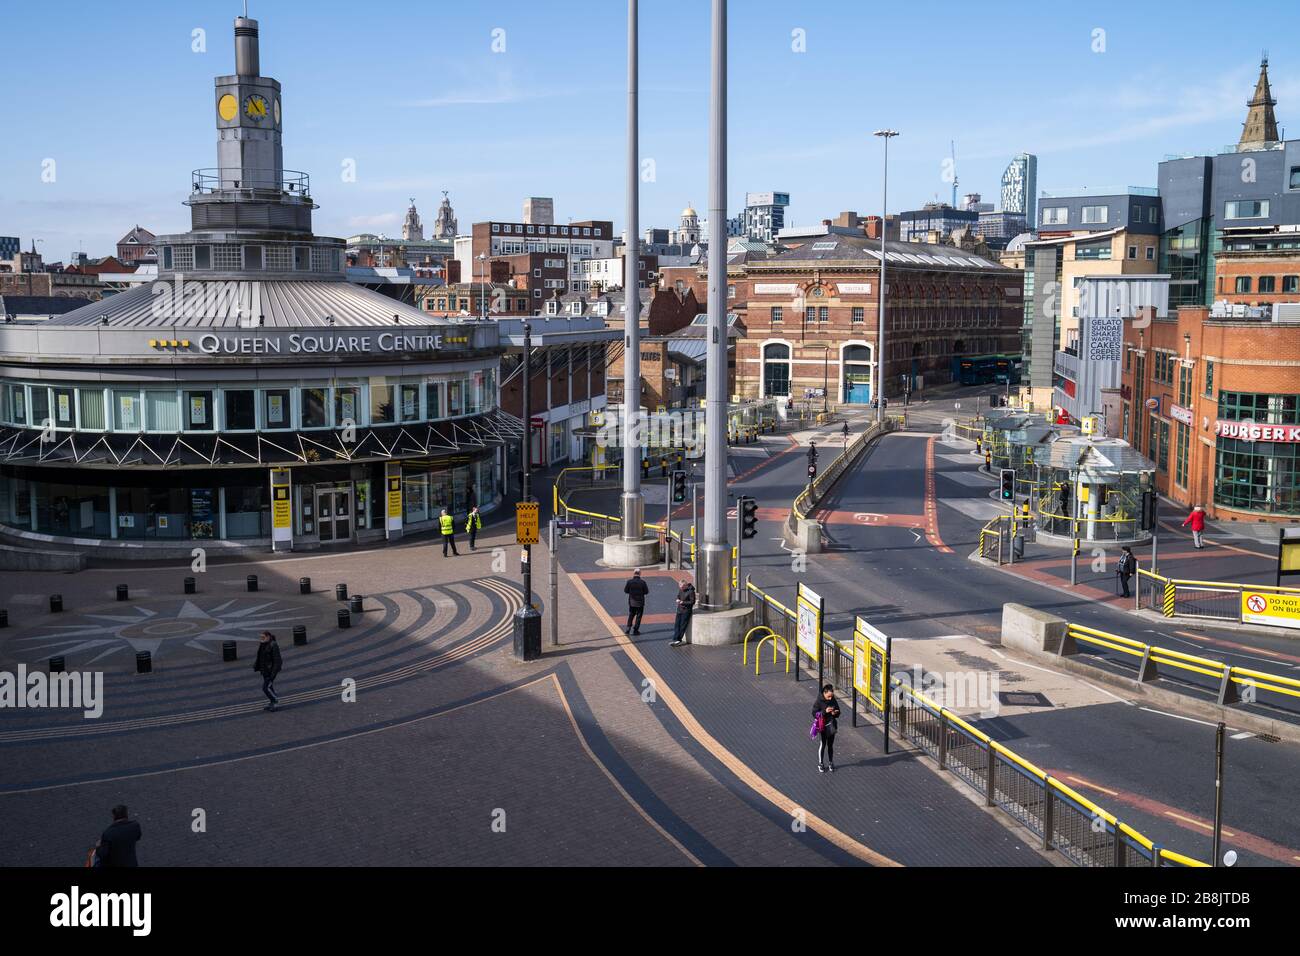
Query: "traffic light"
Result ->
[[1140, 490, 1158, 530], [740, 496, 759, 539], [999, 468, 1015, 501], [807, 463, 817, 480], [671, 469, 687, 504]]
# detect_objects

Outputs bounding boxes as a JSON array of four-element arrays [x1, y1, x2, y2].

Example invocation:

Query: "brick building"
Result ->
[[115, 225, 157, 265], [1120, 305, 1300, 521]]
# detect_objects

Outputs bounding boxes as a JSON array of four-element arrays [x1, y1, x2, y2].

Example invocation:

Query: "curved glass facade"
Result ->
[[1213, 391, 1300, 514]]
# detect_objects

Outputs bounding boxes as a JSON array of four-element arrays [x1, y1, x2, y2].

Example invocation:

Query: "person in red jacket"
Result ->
[[1182, 505, 1207, 549]]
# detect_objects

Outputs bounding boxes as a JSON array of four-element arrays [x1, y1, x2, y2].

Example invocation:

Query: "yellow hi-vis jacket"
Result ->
[[465, 512, 481, 533], [439, 514, 455, 536]]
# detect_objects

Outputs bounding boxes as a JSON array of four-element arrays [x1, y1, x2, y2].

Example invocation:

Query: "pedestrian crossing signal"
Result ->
[[807, 463, 817, 480], [999, 468, 1015, 501], [671, 469, 687, 504], [740, 496, 759, 539]]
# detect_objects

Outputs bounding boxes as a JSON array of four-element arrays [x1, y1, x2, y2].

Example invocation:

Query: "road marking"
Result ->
[[1165, 811, 1234, 837], [1231, 731, 1256, 740], [1138, 707, 1236, 731], [566, 570, 903, 867], [1065, 774, 1119, 797]]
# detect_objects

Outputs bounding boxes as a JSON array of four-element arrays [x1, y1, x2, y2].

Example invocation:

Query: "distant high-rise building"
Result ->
[[1001, 153, 1038, 227], [433, 190, 457, 239], [729, 191, 789, 243], [523, 197, 554, 226], [401, 198, 424, 241]]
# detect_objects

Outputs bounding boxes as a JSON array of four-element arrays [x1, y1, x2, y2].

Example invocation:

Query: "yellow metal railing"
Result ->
[[738, 579, 1206, 867], [1067, 621, 1300, 703]]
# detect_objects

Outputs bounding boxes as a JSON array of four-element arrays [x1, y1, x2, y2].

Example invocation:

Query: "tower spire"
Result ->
[[1239, 55, 1280, 148]]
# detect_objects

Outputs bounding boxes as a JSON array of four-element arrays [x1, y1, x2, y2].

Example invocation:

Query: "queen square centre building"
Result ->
[[0, 16, 520, 554]]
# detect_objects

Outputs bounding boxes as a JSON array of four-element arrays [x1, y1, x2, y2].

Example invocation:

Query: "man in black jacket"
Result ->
[[623, 569, 649, 635], [670, 579, 696, 647], [254, 630, 283, 712], [93, 804, 141, 867], [813, 684, 842, 773]]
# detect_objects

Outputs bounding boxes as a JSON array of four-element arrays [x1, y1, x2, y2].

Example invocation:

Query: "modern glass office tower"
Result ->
[[0, 16, 519, 551]]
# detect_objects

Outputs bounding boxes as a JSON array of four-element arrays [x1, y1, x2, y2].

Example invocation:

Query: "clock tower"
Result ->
[[214, 17, 282, 191]]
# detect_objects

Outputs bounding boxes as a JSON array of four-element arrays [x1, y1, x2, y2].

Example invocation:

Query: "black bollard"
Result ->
[[49, 655, 65, 673], [184, 576, 196, 594], [349, 595, 363, 614], [136, 651, 152, 674], [246, 574, 258, 592], [337, 608, 351, 629], [49, 595, 63, 613], [292, 624, 307, 646], [299, 577, 311, 595], [222, 641, 237, 662], [116, 584, 129, 602], [335, 583, 348, 601]]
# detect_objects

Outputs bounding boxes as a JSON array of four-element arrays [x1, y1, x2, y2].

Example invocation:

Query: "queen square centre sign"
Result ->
[[196, 332, 446, 355]]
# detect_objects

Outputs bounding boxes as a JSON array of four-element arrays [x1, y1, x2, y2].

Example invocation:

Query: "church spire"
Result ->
[[1239, 55, 1280, 148]]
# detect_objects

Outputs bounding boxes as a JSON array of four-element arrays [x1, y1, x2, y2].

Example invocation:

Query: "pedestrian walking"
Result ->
[[812, 683, 841, 773], [90, 804, 141, 868], [670, 577, 696, 646], [623, 568, 649, 635], [984, 450, 992, 472], [1116, 546, 1136, 598], [254, 629, 282, 712], [439, 507, 460, 556], [465, 505, 482, 551], [1182, 504, 1206, 549]]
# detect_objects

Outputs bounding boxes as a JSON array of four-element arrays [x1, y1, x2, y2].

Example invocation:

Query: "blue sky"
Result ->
[[3, 0, 1298, 259]]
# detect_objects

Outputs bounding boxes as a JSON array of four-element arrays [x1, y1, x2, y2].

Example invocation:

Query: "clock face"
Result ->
[[217, 93, 238, 122], [274, 98, 281, 126], [243, 94, 268, 122]]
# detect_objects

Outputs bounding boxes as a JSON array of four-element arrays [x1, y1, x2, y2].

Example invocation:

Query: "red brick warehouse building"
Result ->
[[737, 233, 1023, 403]]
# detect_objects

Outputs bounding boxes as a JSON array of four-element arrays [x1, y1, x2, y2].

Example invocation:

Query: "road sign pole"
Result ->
[[665, 491, 672, 570], [1213, 721, 1225, 867], [548, 518, 559, 647], [734, 505, 743, 595], [513, 321, 542, 661]]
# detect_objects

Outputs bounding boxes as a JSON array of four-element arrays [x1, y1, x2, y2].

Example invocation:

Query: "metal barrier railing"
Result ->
[[737, 577, 1206, 867], [1136, 568, 1300, 625], [790, 418, 898, 529], [1065, 619, 1300, 712]]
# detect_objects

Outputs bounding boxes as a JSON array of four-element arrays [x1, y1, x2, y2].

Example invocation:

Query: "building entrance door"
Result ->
[[315, 485, 353, 543]]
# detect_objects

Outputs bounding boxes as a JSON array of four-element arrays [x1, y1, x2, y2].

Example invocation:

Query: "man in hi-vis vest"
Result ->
[[439, 508, 460, 557]]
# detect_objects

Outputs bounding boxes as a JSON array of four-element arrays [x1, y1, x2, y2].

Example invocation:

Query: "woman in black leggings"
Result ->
[[813, 683, 841, 773]]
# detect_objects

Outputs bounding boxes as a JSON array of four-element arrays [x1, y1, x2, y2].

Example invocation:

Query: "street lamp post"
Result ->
[[697, 0, 732, 609], [873, 129, 898, 424], [619, 0, 645, 542], [822, 346, 830, 414], [513, 320, 542, 660]]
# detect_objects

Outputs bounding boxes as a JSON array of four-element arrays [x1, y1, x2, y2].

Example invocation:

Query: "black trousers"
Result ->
[[818, 730, 836, 767], [442, 532, 459, 556], [626, 605, 644, 633], [468, 528, 478, 549], [1117, 572, 1131, 597], [261, 674, 278, 704], [673, 608, 692, 642]]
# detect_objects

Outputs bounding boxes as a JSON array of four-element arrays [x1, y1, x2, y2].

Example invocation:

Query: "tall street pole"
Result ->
[[620, 0, 645, 541], [697, 0, 731, 610], [873, 129, 897, 424], [513, 320, 541, 659]]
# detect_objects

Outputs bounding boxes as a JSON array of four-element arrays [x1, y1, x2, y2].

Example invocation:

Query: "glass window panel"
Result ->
[[115, 390, 141, 431], [399, 383, 420, 422], [51, 387, 75, 427], [185, 390, 214, 431], [29, 386, 50, 428], [263, 388, 291, 429], [368, 379, 395, 424], [425, 381, 442, 420], [146, 390, 180, 432], [448, 380, 463, 416], [300, 387, 328, 428], [334, 386, 359, 426], [223, 389, 256, 430]]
